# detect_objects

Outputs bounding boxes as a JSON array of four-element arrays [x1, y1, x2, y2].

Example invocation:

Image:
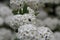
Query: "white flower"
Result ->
[[10, 0, 24, 9], [0, 17, 4, 26], [26, 0, 45, 11], [54, 0, 60, 4], [17, 24, 55, 40], [57, 19, 60, 31], [4, 15, 22, 30], [54, 32, 60, 40], [36, 9, 48, 20], [16, 24, 41, 40], [0, 28, 14, 40], [5, 14, 36, 30], [41, 0, 54, 3], [34, 19, 45, 27], [27, 7, 35, 15], [10, 0, 44, 10], [43, 17, 59, 30], [23, 14, 36, 24], [37, 26, 55, 40], [56, 6, 60, 18], [0, 4, 13, 18]]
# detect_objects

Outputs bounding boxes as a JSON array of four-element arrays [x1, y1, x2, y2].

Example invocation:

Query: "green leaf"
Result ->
[[12, 9, 18, 15], [12, 2, 29, 15], [19, 8, 23, 15], [35, 12, 39, 16], [23, 2, 29, 14], [14, 37, 20, 40]]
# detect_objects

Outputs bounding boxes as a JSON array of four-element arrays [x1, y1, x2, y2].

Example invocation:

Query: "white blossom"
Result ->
[[22, 14, 36, 25], [5, 14, 36, 30], [16, 24, 42, 40], [10, 0, 23, 9], [56, 6, 60, 18], [17, 24, 55, 40], [27, 7, 35, 15], [54, 32, 60, 40], [54, 0, 60, 4], [39, 0, 54, 3], [0, 17, 4, 26], [43, 17, 59, 30], [0, 4, 13, 18], [0, 28, 14, 40], [4, 15, 20, 30], [37, 26, 55, 40], [36, 9, 48, 20], [57, 19, 60, 31], [10, 0, 44, 10], [25, 0, 44, 11], [34, 19, 45, 27]]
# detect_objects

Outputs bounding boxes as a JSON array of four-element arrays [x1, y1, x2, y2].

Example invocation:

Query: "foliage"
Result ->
[[12, 2, 29, 15]]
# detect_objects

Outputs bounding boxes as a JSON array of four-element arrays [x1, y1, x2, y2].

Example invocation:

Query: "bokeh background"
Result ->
[[0, 0, 60, 40]]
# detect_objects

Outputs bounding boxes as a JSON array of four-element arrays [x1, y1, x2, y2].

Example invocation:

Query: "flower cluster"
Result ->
[[0, 28, 14, 40], [1, 0, 60, 40], [16, 24, 55, 40], [0, 4, 13, 18], [5, 14, 36, 30]]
